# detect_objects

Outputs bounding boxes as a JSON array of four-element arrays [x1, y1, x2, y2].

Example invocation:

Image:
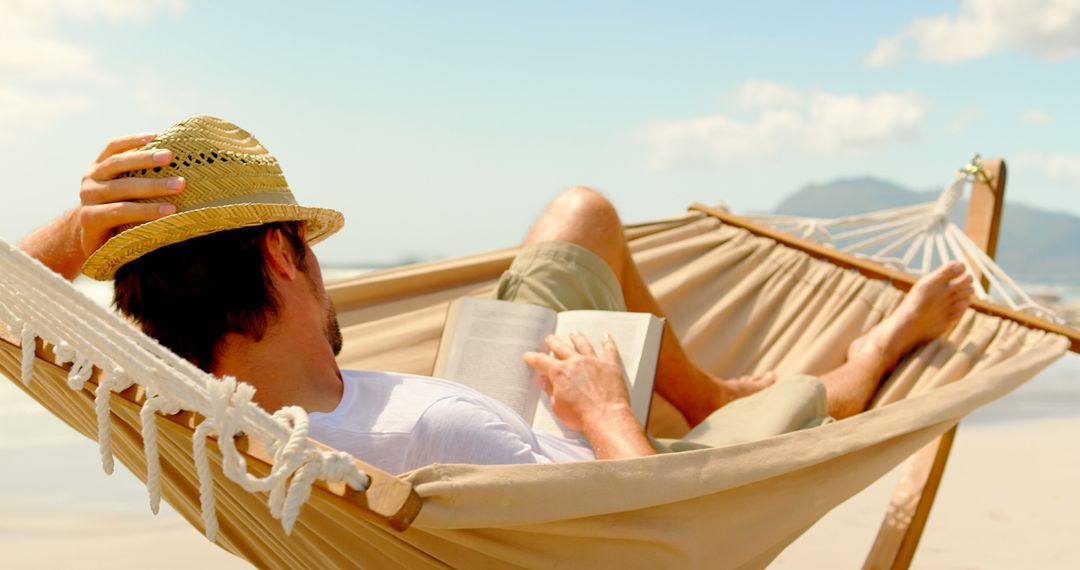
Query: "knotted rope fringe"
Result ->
[[737, 171, 1061, 323], [0, 240, 370, 541]]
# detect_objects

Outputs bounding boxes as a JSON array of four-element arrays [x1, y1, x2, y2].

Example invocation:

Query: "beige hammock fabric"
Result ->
[[0, 210, 1067, 569]]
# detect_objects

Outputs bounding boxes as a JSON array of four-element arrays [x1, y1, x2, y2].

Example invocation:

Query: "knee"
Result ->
[[551, 186, 620, 227]]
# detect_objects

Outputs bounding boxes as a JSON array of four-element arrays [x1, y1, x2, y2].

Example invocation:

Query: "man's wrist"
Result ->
[[580, 401, 634, 429], [579, 403, 654, 460]]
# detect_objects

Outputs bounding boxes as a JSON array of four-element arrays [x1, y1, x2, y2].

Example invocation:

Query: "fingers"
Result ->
[[522, 351, 557, 374], [522, 353, 557, 396], [568, 331, 597, 357], [91, 148, 174, 180], [79, 202, 177, 237], [95, 133, 156, 163], [545, 335, 577, 359], [537, 374, 552, 396], [81, 176, 185, 206], [599, 333, 621, 365]]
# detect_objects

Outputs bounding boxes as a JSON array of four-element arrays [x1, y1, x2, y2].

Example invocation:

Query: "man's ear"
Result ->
[[262, 228, 299, 280]]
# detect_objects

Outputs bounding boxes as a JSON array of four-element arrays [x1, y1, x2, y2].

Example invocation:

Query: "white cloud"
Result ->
[[0, 1, 186, 79], [865, 36, 905, 68], [944, 108, 982, 135], [2, 0, 187, 27], [730, 80, 805, 111], [1015, 151, 1080, 186], [866, 0, 1080, 66], [0, 1, 187, 131], [0, 31, 96, 80], [642, 81, 927, 166], [0, 87, 90, 124], [1018, 109, 1054, 126]]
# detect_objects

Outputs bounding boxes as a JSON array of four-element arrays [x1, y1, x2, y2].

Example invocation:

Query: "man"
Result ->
[[19, 116, 974, 473]]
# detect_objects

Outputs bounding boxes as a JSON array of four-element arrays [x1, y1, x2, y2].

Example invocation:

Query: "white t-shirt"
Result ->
[[308, 370, 596, 474]]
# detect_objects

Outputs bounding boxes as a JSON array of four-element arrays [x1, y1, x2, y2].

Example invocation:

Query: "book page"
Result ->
[[437, 297, 556, 421], [531, 311, 664, 437]]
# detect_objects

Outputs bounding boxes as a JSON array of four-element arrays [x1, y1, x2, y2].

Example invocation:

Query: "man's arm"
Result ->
[[16, 133, 184, 280], [523, 332, 656, 460]]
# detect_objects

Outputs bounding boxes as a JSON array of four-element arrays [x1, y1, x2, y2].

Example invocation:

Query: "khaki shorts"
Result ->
[[496, 241, 832, 451], [495, 241, 627, 312]]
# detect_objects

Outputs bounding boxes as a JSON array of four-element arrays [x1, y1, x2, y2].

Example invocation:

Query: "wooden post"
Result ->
[[863, 158, 1007, 569]]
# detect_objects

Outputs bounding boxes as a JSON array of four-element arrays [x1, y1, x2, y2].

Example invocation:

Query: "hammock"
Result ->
[[737, 157, 1059, 324], [0, 193, 1073, 569]]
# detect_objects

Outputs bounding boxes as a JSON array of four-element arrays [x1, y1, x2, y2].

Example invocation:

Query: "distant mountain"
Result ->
[[775, 177, 928, 218], [774, 177, 1080, 285]]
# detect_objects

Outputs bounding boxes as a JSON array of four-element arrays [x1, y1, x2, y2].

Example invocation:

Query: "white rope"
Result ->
[[920, 233, 934, 275], [19, 325, 35, 386], [192, 419, 219, 540], [734, 167, 1063, 325], [94, 373, 120, 474], [0, 239, 371, 540], [140, 394, 180, 514]]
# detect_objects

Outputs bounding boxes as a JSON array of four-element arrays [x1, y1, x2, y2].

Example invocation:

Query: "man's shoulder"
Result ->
[[342, 369, 442, 382], [342, 369, 481, 394]]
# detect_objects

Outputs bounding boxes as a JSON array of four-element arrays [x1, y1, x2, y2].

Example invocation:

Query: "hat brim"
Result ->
[[81, 203, 345, 280]]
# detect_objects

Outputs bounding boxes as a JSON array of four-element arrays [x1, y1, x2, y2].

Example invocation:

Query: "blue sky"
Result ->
[[1, 0, 1078, 264]]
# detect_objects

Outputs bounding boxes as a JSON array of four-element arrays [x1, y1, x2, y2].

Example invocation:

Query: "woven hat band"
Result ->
[[187, 191, 299, 211]]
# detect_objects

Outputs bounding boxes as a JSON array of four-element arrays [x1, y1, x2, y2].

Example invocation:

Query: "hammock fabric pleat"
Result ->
[[0, 211, 1066, 569]]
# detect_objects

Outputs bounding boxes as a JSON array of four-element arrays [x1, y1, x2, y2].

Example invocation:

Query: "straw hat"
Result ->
[[81, 115, 344, 280]]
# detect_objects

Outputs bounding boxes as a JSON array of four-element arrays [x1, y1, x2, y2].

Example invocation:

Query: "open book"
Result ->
[[432, 297, 664, 438]]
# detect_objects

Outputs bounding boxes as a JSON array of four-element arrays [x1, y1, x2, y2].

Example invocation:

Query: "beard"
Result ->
[[326, 301, 343, 356], [300, 263, 344, 357]]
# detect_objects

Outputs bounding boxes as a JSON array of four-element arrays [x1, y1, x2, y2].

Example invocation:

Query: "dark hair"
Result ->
[[113, 221, 308, 371]]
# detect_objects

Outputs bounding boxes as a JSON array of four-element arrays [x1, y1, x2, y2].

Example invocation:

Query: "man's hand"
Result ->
[[523, 332, 656, 460], [17, 133, 186, 279]]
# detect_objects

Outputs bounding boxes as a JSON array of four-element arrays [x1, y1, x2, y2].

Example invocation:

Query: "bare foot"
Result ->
[[849, 261, 975, 375], [682, 369, 777, 426]]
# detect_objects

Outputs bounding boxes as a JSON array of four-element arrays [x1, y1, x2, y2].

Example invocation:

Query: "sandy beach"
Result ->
[[0, 509, 251, 569], [775, 415, 1080, 568]]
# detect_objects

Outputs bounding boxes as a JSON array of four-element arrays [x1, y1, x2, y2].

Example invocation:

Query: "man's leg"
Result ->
[[817, 261, 974, 418], [523, 187, 774, 426], [655, 261, 974, 452]]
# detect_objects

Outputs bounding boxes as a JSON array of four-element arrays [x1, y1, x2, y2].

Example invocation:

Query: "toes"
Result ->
[[916, 261, 966, 291], [957, 284, 976, 299], [950, 284, 975, 300], [949, 299, 971, 316], [941, 261, 966, 279], [949, 297, 969, 309], [952, 274, 974, 288], [733, 371, 776, 387]]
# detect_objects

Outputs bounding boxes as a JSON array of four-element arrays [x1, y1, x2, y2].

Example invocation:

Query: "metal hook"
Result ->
[[959, 153, 992, 185]]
